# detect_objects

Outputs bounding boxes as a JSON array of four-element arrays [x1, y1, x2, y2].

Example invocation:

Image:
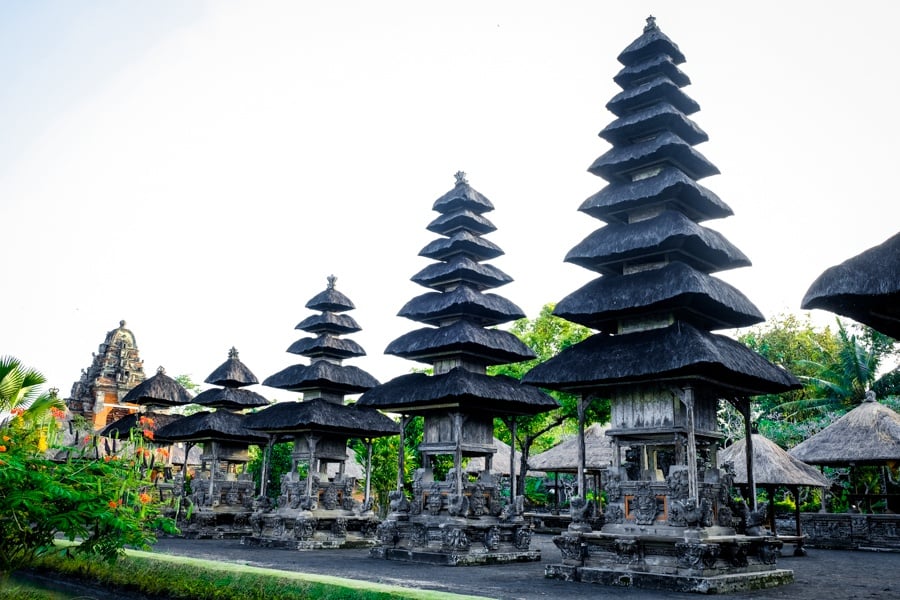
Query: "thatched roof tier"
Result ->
[[617, 19, 685, 67], [99, 410, 183, 438], [565, 210, 750, 276], [579, 167, 731, 225], [398, 286, 526, 327], [522, 321, 801, 395], [243, 398, 399, 438], [120, 366, 194, 408], [419, 230, 504, 262], [588, 131, 717, 184], [357, 367, 558, 416], [528, 423, 617, 473], [613, 54, 689, 89], [385, 320, 536, 365], [427, 209, 496, 237], [411, 256, 513, 292], [606, 78, 699, 120], [191, 387, 271, 410], [801, 231, 900, 339], [719, 434, 829, 487], [286, 334, 366, 360], [154, 410, 269, 445], [305, 279, 355, 313], [263, 361, 380, 394], [204, 347, 259, 387], [788, 397, 900, 466], [600, 103, 707, 147], [432, 178, 495, 214], [295, 312, 361, 335], [554, 262, 764, 333]]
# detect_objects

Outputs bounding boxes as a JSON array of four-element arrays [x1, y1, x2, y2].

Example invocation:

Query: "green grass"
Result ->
[[11, 543, 490, 600]]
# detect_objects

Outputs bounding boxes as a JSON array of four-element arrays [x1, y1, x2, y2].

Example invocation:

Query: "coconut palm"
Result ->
[[0, 355, 62, 426]]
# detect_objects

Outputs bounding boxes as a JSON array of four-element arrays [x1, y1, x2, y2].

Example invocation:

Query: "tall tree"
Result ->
[[489, 304, 607, 495]]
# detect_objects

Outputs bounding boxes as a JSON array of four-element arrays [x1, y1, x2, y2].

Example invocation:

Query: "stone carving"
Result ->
[[447, 493, 469, 517], [554, 534, 587, 561], [676, 541, 719, 569], [411, 523, 427, 547], [615, 538, 641, 564], [376, 520, 399, 546], [322, 486, 339, 510], [389, 489, 410, 515], [332, 517, 348, 537], [442, 527, 470, 552], [514, 526, 532, 550], [605, 471, 622, 501], [632, 481, 658, 525], [484, 526, 501, 551], [294, 516, 317, 540], [666, 466, 690, 500], [746, 502, 769, 536]]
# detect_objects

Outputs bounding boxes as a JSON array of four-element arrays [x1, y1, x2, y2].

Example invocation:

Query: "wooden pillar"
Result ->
[[259, 437, 273, 498], [306, 435, 319, 500], [509, 418, 517, 499], [679, 387, 698, 502], [365, 438, 373, 504], [577, 396, 587, 498], [208, 441, 218, 502], [737, 398, 758, 512], [453, 412, 463, 496], [397, 415, 408, 490]]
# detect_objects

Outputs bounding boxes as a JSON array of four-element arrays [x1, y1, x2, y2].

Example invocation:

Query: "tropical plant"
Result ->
[[351, 434, 415, 518], [0, 356, 177, 577]]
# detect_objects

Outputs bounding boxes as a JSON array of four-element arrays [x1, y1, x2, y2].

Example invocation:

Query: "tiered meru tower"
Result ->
[[243, 276, 398, 550], [523, 18, 801, 593], [357, 173, 558, 565]]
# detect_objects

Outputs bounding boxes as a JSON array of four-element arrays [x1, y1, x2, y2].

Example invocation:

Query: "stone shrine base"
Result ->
[[241, 508, 380, 551], [544, 527, 793, 594]]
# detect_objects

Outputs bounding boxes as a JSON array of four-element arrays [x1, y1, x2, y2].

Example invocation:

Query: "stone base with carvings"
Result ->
[[241, 508, 380, 550], [544, 526, 792, 594]]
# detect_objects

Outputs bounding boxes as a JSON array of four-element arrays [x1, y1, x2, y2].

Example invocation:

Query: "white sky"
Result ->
[[4, 1, 899, 398]]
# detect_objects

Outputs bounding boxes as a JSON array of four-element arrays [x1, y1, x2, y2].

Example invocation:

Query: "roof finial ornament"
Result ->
[[229, 346, 239, 360], [454, 171, 468, 186], [644, 15, 657, 32], [327, 274, 337, 290], [119, 320, 126, 328], [157, 366, 166, 375]]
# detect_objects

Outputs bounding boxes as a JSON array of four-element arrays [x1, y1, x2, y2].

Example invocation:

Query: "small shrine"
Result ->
[[154, 348, 271, 538], [522, 18, 802, 593], [66, 320, 146, 429], [243, 276, 399, 549], [356, 173, 558, 565]]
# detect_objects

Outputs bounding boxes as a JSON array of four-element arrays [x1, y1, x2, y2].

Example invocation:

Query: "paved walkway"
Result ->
[[149, 535, 899, 599]]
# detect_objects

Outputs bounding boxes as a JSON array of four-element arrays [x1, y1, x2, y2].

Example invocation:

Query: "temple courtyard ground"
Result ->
[[148, 533, 899, 599]]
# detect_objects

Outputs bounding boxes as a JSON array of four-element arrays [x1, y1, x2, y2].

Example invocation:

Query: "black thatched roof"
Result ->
[[204, 347, 259, 387], [192, 387, 271, 410], [589, 131, 718, 183], [356, 367, 558, 416], [419, 230, 504, 262], [801, 231, 900, 339], [601, 103, 707, 147], [243, 398, 399, 438], [432, 174, 495, 214], [522, 322, 801, 396], [613, 54, 689, 89], [286, 334, 366, 360], [788, 396, 900, 466], [606, 77, 699, 120], [565, 210, 750, 276], [617, 16, 685, 66], [719, 434, 829, 487], [579, 167, 731, 225], [411, 256, 513, 292], [154, 410, 269, 445], [263, 361, 379, 394], [385, 320, 536, 365], [305, 275, 355, 312], [120, 366, 194, 407], [99, 410, 183, 438], [554, 262, 765, 333], [398, 286, 526, 327], [295, 312, 361, 335], [427, 209, 497, 237]]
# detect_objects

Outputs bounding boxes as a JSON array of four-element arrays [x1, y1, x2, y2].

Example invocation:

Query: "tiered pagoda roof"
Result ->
[[246, 276, 396, 439], [357, 172, 557, 416], [524, 17, 799, 397], [155, 348, 269, 446]]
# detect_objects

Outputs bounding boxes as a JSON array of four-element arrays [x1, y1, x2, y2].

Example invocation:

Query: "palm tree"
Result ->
[[0, 355, 62, 426]]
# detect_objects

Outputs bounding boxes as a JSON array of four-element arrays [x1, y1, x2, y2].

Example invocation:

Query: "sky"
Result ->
[[3, 1, 899, 399]]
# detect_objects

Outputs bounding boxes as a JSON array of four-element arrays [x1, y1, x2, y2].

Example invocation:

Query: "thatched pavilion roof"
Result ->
[[153, 409, 269, 445], [801, 231, 900, 339], [527, 423, 617, 473], [191, 387, 271, 410], [243, 397, 399, 439], [385, 320, 535, 366], [204, 347, 259, 387], [719, 434, 829, 487], [99, 410, 182, 438], [788, 396, 900, 466], [120, 366, 194, 408], [356, 367, 559, 416]]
